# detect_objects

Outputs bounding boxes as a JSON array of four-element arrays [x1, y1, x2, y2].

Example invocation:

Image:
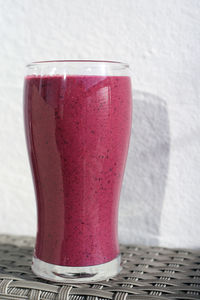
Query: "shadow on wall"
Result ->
[[119, 90, 170, 246]]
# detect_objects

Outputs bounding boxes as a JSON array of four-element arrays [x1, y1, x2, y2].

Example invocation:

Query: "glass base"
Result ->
[[32, 255, 121, 283]]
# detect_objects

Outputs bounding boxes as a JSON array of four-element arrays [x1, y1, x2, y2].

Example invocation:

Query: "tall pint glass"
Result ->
[[24, 60, 132, 282]]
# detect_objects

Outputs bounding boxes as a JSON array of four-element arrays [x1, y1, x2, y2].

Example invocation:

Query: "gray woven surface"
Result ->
[[0, 235, 199, 299]]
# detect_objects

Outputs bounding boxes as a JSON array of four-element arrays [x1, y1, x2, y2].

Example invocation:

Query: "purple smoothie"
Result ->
[[24, 75, 132, 267]]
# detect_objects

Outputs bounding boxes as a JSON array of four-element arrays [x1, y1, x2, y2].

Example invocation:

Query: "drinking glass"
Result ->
[[24, 60, 132, 282]]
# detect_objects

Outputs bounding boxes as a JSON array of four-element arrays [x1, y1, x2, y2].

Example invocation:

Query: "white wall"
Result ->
[[0, 0, 200, 248]]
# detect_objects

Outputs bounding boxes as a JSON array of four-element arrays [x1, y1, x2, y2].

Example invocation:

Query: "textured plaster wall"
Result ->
[[0, 0, 200, 248]]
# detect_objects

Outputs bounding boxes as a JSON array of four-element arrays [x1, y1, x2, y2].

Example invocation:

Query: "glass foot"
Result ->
[[32, 255, 121, 283]]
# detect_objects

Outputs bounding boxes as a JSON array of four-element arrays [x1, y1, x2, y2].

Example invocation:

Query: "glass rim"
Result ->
[[26, 60, 129, 69]]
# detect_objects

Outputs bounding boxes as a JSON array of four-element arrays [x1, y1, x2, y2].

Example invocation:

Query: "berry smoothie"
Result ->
[[24, 75, 132, 267]]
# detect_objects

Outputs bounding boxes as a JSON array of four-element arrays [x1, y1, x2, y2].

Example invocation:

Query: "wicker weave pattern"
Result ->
[[0, 235, 199, 299]]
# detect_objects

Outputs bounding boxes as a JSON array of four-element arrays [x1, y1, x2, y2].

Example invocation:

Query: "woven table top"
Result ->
[[0, 235, 199, 300]]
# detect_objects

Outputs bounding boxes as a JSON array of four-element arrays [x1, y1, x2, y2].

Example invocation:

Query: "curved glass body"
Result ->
[[24, 60, 132, 282]]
